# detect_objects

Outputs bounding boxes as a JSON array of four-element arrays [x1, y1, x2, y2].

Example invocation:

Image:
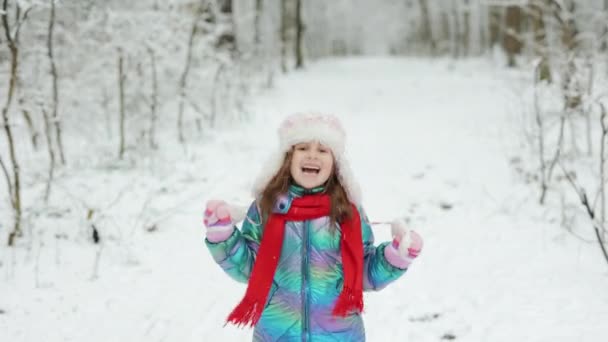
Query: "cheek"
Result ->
[[290, 160, 298, 176], [324, 156, 334, 171], [290, 153, 301, 167]]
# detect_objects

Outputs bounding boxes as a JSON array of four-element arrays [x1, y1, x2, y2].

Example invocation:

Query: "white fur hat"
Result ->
[[252, 113, 362, 205]]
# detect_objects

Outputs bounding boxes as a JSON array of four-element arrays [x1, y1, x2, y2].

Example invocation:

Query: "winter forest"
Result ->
[[2, 0, 608, 341]]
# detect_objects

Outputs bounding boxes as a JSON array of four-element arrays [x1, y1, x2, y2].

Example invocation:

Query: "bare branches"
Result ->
[[559, 161, 608, 265], [556, 102, 608, 267], [41, 107, 56, 203], [534, 61, 549, 204], [177, 1, 204, 143], [0, 155, 13, 201], [2, 0, 14, 47]]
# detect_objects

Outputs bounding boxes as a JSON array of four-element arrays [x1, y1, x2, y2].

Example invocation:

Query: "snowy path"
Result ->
[[2, 57, 607, 342]]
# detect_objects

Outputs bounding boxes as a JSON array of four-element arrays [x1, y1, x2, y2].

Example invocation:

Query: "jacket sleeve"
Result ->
[[205, 201, 263, 284], [360, 207, 407, 291]]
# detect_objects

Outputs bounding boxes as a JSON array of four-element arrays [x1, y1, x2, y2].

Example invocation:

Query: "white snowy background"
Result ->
[[1, 1, 608, 341]]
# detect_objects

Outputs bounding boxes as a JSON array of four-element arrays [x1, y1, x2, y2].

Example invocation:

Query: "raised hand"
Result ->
[[204, 200, 235, 243], [384, 219, 424, 269]]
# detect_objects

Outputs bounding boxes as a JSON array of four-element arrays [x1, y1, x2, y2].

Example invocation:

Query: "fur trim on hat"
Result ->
[[252, 113, 362, 205]]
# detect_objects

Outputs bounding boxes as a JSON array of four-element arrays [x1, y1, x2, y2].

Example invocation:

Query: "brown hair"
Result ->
[[258, 148, 353, 229]]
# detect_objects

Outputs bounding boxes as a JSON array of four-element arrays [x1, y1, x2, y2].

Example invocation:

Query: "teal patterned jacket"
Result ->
[[205, 185, 407, 341]]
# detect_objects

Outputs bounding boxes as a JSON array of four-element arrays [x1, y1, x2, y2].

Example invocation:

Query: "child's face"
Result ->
[[290, 141, 334, 189]]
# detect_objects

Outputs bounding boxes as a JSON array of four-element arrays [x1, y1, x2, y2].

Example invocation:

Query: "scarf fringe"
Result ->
[[226, 297, 264, 328], [332, 286, 364, 317]]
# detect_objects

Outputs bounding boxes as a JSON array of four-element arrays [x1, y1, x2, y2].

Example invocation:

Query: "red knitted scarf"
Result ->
[[226, 194, 363, 327]]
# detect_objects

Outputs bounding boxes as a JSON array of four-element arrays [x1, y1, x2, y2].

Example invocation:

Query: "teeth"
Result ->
[[301, 166, 320, 174]]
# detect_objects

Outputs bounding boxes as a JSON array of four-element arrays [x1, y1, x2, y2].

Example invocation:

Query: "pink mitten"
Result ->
[[203, 200, 235, 243], [384, 219, 424, 269]]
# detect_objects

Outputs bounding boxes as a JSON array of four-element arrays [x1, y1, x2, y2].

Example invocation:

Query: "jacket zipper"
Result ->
[[302, 220, 311, 342]]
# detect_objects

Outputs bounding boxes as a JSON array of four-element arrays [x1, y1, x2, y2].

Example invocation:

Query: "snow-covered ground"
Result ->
[[2, 57, 607, 342]]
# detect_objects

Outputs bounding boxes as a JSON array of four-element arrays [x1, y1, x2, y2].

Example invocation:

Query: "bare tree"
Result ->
[[418, 0, 436, 55], [528, 0, 551, 82], [533, 56, 567, 205], [177, 3, 203, 143], [280, 0, 288, 72], [603, 0, 608, 52], [558, 103, 608, 267], [211, 62, 227, 128], [219, 0, 231, 13], [603, 0, 608, 76], [583, 54, 595, 156], [1, 0, 32, 246], [600, 103, 606, 235], [488, 5, 503, 48], [18, 98, 39, 149], [47, 0, 66, 165], [117, 48, 126, 159], [533, 62, 548, 204], [42, 107, 56, 202], [504, 5, 523, 67], [451, 0, 462, 58], [462, 0, 470, 56], [294, 0, 303, 69], [147, 47, 158, 150], [254, 0, 262, 49]]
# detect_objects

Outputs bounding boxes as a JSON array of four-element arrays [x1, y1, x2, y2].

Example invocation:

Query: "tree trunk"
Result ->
[[559, 1, 580, 109], [280, 0, 288, 72], [147, 47, 158, 150], [42, 107, 56, 202], [504, 5, 523, 67], [254, 0, 262, 48], [600, 104, 607, 239], [2, 0, 22, 246], [478, 0, 488, 52], [219, 0, 232, 13], [559, 0, 578, 51], [462, 4, 470, 57], [19, 104, 39, 149], [48, 0, 65, 165], [117, 49, 126, 159], [529, 1, 551, 82], [489, 6, 501, 48], [418, 0, 436, 55], [177, 7, 200, 143], [604, 0, 608, 74], [294, 0, 303, 69], [451, 1, 461, 58], [211, 63, 226, 128], [441, 8, 450, 51]]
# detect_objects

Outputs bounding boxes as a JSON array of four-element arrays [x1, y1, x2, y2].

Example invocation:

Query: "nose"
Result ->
[[305, 149, 319, 160]]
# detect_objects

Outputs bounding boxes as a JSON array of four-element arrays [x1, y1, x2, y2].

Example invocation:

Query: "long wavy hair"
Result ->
[[258, 147, 353, 229]]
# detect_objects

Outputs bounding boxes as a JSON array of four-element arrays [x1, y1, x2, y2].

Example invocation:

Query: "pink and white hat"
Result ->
[[252, 113, 362, 205]]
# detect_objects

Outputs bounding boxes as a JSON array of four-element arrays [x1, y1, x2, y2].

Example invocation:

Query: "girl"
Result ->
[[203, 113, 423, 341]]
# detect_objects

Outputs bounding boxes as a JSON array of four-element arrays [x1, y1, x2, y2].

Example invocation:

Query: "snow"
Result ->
[[2, 57, 607, 342]]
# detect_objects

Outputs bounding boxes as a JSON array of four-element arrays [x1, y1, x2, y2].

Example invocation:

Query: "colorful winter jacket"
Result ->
[[205, 185, 407, 341]]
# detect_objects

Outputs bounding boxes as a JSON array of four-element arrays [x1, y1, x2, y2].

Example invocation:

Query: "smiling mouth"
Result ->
[[301, 166, 320, 174]]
